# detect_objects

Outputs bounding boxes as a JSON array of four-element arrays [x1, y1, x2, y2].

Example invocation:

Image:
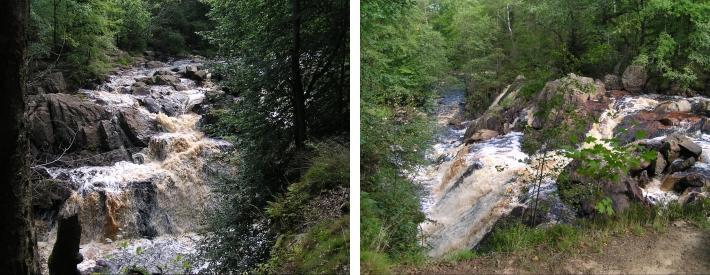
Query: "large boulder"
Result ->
[[98, 120, 125, 150], [660, 134, 701, 164], [154, 74, 181, 86], [622, 65, 648, 92], [131, 82, 151, 95], [603, 74, 623, 90], [464, 129, 498, 144], [32, 179, 73, 211], [26, 93, 109, 153], [44, 72, 67, 94], [661, 170, 708, 192], [655, 99, 692, 114], [184, 65, 209, 82], [118, 108, 157, 147], [145, 61, 164, 69]]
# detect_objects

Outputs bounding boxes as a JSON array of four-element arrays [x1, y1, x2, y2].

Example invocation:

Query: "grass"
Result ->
[[426, 198, 709, 267]]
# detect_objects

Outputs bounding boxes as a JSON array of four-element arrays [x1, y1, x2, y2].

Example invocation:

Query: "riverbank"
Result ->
[[403, 220, 709, 274]]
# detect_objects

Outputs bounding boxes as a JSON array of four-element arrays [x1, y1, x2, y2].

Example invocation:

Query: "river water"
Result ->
[[415, 89, 710, 257], [38, 59, 226, 273]]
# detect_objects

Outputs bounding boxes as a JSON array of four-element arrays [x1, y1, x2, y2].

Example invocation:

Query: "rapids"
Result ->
[[415, 89, 709, 257], [37, 59, 226, 273]]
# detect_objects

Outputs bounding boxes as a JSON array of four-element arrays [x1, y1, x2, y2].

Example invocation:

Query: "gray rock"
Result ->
[[118, 108, 157, 147], [26, 93, 109, 153], [660, 134, 699, 164], [622, 65, 648, 92], [603, 74, 623, 90], [134, 76, 154, 85], [44, 72, 67, 94], [652, 151, 667, 176], [669, 157, 695, 173], [153, 70, 173, 76], [154, 75, 181, 86], [145, 61, 164, 68], [131, 82, 151, 95], [655, 99, 692, 114], [98, 120, 124, 150], [139, 98, 161, 113]]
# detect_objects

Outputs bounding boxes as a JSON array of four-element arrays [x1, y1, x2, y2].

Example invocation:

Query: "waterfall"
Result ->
[[415, 90, 710, 257], [37, 59, 226, 274]]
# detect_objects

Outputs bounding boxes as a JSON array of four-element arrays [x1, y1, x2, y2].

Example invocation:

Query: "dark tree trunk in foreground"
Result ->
[[291, 0, 306, 149], [48, 215, 82, 275], [0, 0, 39, 273]]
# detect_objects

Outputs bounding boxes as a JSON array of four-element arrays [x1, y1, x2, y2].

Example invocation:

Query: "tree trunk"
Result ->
[[290, 0, 306, 149], [0, 0, 40, 273]]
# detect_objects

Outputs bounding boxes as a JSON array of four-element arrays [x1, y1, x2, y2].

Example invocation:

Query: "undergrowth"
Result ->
[[438, 198, 709, 266]]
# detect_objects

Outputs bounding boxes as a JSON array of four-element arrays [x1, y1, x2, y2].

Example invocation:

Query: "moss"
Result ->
[[261, 141, 349, 274], [263, 217, 349, 274]]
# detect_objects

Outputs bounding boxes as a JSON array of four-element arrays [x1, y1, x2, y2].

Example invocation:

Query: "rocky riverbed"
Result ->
[[415, 69, 709, 257], [28, 58, 227, 274]]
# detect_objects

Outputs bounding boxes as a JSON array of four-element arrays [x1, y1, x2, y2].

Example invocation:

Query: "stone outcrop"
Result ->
[[559, 133, 704, 216], [26, 93, 110, 153], [464, 129, 498, 144], [118, 108, 158, 147], [622, 65, 648, 92], [603, 74, 623, 90]]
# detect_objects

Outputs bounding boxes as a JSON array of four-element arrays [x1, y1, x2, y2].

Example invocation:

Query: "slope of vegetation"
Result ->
[[198, 0, 349, 273], [361, 0, 448, 272], [28, 0, 212, 85]]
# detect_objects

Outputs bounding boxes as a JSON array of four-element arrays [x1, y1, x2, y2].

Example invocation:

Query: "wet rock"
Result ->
[[48, 214, 82, 275], [464, 129, 498, 144], [677, 173, 707, 191], [658, 117, 678, 126], [603, 74, 623, 90], [133, 182, 158, 239], [134, 76, 154, 85], [655, 99, 692, 114], [153, 93, 189, 116], [32, 179, 73, 210], [660, 134, 700, 164], [139, 97, 161, 113], [118, 108, 157, 147], [98, 120, 124, 150], [154, 75, 181, 86], [173, 84, 188, 91], [153, 70, 173, 76], [669, 157, 695, 173], [678, 138, 702, 159], [627, 179, 647, 203], [26, 93, 109, 154], [185, 65, 209, 82], [145, 61, 164, 68], [652, 151, 667, 176], [622, 65, 648, 92], [131, 82, 151, 95], [680, 187, 705, 205]]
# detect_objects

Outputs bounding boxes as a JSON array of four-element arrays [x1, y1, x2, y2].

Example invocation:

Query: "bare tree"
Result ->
[[0, 0, 40, 273]]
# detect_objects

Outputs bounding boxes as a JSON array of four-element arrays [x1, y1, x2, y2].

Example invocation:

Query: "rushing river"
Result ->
[[38, 59, 226, 274], [415, 89, 710, 257]]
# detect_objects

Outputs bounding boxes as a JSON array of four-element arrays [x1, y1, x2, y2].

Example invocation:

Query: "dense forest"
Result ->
[[1, 0, 348, 274], [361, 0, 709, 273]]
